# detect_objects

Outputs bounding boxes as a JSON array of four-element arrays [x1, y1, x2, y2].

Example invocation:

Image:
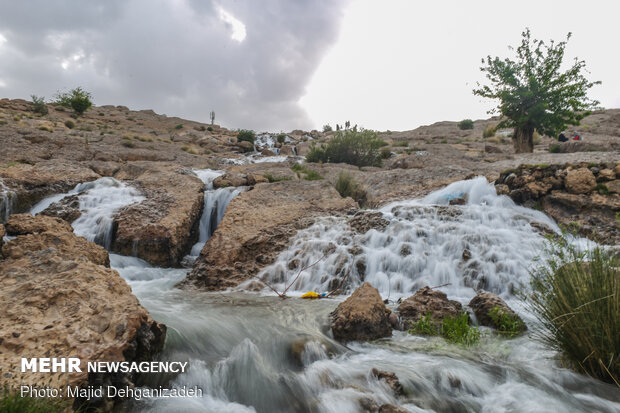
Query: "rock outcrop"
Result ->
[[183, 180, 356, 290], [5, 212, 74, 235], [397, 286, 463, 328], [111, 163, 205, 266], [330, 283, 392, 342], [496, 162, 620, 244], [371, 368, 405, 396], [0, 215, 165, 412], [468, 292, 526, 332]]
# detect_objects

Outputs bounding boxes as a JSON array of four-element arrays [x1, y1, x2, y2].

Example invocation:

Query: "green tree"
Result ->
[[473, 29, 600, 153], [54, 87, 93, 115]]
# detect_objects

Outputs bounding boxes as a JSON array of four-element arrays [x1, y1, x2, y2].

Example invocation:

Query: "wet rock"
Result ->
[[495, 184, 509, 196], [449, 194, 467, 205], [111, 163, 205, 266], [469, 291, 526, 332], [0, 228, 165, 412], [288, 336, 335, 368], [40, 193, 81, 223], [397, 286, 463, 328], [372, 368, 404, 396], [261, 149, 276, 156], [349, 211, 389, 233], [0, 224, 5, 253], [388, 311, 402, 330], [183, 180, 355, 290], [462, 248, 471, 261], [213, 173, 249, 188], [279, 145, 295, 155], [330, 282, 392, 342], [565, 168, 596, 194], [379, 404, 409, 413], [235, 140, 254, 153], [5, 213, 73, 235]]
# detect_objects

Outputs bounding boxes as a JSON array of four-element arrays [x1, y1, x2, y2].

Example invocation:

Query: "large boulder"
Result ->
[[183, 180, 356, 290], [0, 217, 165, 412], [565, 168, 597, 194], [468, 291, 526, 332], [5, 213, 73, 235], [330, 282, 392, 342], [111, 163, 205, 266], [397, 286, 463, 328]]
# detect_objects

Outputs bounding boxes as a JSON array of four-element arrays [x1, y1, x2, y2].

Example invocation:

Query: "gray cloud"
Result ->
[[0, 0, 348, 131]]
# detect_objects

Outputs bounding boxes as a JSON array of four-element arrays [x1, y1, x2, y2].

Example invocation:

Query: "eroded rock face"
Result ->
[[40, 194, 82, 223], [496, 162, 620, 244], [468, 291, 526, 332], [5, 213, 73, 235], [397, 286, 463, 328], [111, 163, 205, 266], [0, 215, 165, 412], [0, 161, 100, 213], [330, 282, 392, 342], [371, 368, 405, 396], [183, 180, 356, 290]]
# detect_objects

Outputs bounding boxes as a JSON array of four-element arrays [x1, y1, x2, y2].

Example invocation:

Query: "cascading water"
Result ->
[[30, 177, 144, 249], [258, 177, 559, 301], [108, 177, 618, 413], [183, 169, 241, 264], [0, 180, 16, 223]]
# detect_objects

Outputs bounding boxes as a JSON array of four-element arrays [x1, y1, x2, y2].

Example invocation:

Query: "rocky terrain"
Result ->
[[1, 98, 618, 410]]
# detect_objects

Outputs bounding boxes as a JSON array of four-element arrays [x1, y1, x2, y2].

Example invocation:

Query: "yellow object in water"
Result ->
[[301, 291, 321, 299]]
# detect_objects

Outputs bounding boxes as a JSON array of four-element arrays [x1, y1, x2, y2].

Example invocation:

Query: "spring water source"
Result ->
[[27, 176, 620, 411]]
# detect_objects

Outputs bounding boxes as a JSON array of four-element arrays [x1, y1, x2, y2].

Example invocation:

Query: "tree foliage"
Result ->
[[54, 87, 93, 115], [473, 28, 600, 153], [306, 128, 385, 167]]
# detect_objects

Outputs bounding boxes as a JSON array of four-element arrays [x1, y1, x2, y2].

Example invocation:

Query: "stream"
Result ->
[[29, 173, 620, 412]]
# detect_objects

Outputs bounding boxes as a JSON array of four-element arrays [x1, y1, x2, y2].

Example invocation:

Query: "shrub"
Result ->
[[305, 129, 384, 167], [489, 306, 526, 337], [548, 144, 561, 153], [392, 141, 409, 147], [38, 125, 53, 132], [595, 183, 609, 195], [0, 386, 69, 412], [483, 124, 496, 138], [458, 119, 474, 130], [322, 124, 333, 132], [334, 171, 368, 207], [264, 173, 292, 183], [207, 126, 213, 132], [291, 163, 323, 181], [380, 147, 392, 159], [526, 237, 619, 384], [277, 133, 286, 144], [181, 145, 198, 154], [54, 87, 92, 115], [237, 129, 256, 144], [30, 95, 48, 115], [122, 141, 135, 148], [408, 312, 480, 345], [175, 124, 183, 129]]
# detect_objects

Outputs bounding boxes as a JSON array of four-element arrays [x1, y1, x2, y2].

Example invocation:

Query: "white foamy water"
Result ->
[[30, 177, 144, 249], [258, 177, 559, 302], [183, 169, 242, 265], [0, 180, 16, 223]]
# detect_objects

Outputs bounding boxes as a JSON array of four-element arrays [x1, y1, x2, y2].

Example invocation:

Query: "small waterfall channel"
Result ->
[[20, 176, 620, 412]]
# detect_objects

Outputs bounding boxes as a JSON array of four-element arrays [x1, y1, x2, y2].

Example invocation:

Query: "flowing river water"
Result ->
[[28, 172, 620, 412]]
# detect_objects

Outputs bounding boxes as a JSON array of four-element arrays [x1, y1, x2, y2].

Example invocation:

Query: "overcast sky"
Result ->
[[0, 1, 618, 132]]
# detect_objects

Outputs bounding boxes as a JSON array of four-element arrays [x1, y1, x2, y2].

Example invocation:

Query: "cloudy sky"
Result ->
[[0, 1, 618, 132]]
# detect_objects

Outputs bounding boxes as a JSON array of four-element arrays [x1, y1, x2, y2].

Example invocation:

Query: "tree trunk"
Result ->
[[512, 127, 534, 153]]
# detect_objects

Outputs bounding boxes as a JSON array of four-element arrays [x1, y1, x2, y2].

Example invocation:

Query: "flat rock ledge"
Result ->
[[0, 215, 165, 411]]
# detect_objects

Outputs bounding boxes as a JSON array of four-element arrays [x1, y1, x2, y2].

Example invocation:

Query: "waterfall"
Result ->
[[30, 177, 144, 249], [258, 177, 560, 301], [183, 169, 241, 264], [0, 180, 16, 224]]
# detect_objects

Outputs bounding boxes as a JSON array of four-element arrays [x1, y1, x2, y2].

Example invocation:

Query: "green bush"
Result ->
[[334, 171, 368, 207], [527, 238, 619, 384], [175, 124, 183, 129], [277, 133, 286, 143], [458, 119, 474, 130], [30, 95, 48, 115], [122, 141, 135, 148], [322, 124, 333, 132], [1, 386, 69, 412], [64, 120, 75, 129], [408, 312, 480, 345], [548, 144, 561, 153], [291, 163, 323, 181], [54, 87, 92, 115], [237, 129, 256, 144], [489, 306, 526, 337], [483, 124, 496, 138], [380, 147, 392, 159], [264, 173, 292, 183], [392, 141, 409, 147], [207, 126, 213, 132], [305, 129, 385, 167]]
